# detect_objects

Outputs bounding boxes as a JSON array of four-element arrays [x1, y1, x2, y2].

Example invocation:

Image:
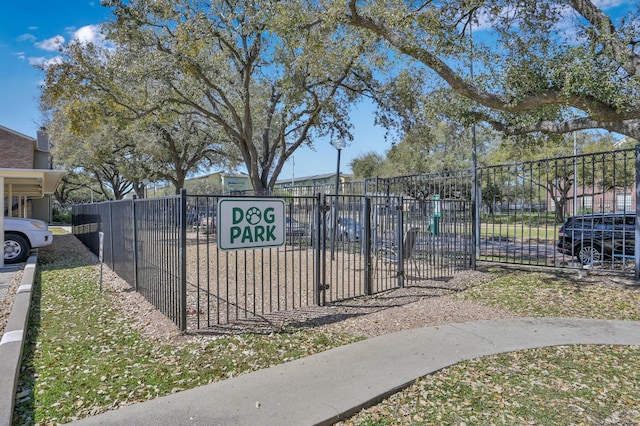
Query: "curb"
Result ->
[[0, 254, 38, 426]]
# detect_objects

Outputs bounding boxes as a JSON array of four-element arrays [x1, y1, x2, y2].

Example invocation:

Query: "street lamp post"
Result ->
[[470, 13, 479, 269], [334, 141, 346, 196], [573, 132, 578, 215], [331, 140, 346, 260]]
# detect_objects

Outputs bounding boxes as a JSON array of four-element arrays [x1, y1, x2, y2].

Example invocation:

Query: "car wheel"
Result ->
[[4, 234, 30, 264], [577, 243, 602, 265]]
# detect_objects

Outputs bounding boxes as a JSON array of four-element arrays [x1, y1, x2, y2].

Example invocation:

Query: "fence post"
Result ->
[[635, 145, 640, 281], [179, 189, 188, 331], [363, 197, 372, 295], [319, 194, 331, 306], [314, 193, 322, 306], [92, 203, 99, 259], [320, 194, 328, 306], [108, 201, 114, 270], [397, 196, 404, 288], [132, 197, 138, 292], [471, 167, 478, 270]]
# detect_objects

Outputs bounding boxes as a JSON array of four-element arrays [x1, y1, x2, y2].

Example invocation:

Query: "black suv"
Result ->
[[557, 212, 635, 265]]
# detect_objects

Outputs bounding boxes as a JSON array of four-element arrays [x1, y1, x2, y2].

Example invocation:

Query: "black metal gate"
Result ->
[[182, 192, 473, 329]]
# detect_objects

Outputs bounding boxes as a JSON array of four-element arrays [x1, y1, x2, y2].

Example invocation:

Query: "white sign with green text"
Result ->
[[217, 198, 285, 251]]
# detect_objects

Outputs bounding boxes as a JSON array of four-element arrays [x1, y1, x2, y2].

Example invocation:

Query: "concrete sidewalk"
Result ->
[[73, 318, 640, 426]]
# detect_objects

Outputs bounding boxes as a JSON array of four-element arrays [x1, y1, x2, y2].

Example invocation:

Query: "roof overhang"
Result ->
[[1, 168, 66, 198], [1, 168, 66, 269]]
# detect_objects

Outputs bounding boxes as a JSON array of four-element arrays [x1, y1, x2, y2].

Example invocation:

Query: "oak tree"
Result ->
[[343, 0, 640, 140]]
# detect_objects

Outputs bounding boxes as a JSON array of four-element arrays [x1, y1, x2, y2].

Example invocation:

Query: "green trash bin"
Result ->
[[431, 194, 440, 236], [429, 215, 440, 236]]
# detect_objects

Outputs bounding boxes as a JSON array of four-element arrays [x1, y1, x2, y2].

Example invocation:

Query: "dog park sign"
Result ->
[[217, 198, 285, 251]]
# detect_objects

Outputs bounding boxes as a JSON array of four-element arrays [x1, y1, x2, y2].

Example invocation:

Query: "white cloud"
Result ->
[[28, 56, 47, 66], [13, 51, 26, 61], [17, 33, 36, 43], [473, 9, 496, 31], [35, 35, 65, 51], [29, 56, 63, 68], [44, 56, 64, 67], [73, 25, 105, 45]]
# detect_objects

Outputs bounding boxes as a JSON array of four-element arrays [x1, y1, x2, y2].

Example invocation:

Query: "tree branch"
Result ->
[[345, 0, 640, 123], [482, 114, 640, 140], [571, 0, 640, 77]]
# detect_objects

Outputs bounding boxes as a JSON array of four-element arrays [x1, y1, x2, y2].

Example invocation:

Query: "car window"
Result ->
[[587, 217, 601, 226], [574, 217, 600, 228], [600, 217, 614, 227], [567, 218, 582, 228]]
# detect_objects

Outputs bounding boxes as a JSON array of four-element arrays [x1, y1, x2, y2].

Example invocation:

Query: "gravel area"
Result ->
[[213, 269, 514, 338], [0, 269, 23, 337], [181, 231, 511, 335]]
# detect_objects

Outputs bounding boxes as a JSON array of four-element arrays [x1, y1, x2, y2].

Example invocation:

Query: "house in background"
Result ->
[[183, 171, 252, 194], [0, 125, 64, 223], [275, 173, 352, 192]]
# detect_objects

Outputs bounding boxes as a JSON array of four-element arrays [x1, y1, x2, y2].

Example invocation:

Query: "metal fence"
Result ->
[[184, 194, 319, 329], [477, 147, 637, 273], [73, 196, 187, 330], [72, 146, 639, 331], [336, 147, 638, 275], [73, 191, 472, 331]]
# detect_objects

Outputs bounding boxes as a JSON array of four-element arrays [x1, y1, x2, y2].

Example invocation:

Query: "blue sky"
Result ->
[[0, 1, 389, 180], [1, 2, 111, 134], [1, 1, 635, 181]]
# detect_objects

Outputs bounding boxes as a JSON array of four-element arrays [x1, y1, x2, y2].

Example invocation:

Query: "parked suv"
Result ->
[[557, 212, 635, 265], [4, 217, 53, 264]]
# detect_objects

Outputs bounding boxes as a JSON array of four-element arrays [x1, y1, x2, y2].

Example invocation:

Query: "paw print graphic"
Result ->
[[245, 207, 262, 225]]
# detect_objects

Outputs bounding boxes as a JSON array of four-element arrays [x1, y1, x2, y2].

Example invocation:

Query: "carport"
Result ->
[[1, 168, 66, 269]]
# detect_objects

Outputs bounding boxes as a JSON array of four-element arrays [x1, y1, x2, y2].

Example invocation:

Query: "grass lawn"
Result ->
[[342, 345, 639, 425], [479, 222, 560, 242], [340, 270, 640, 425]]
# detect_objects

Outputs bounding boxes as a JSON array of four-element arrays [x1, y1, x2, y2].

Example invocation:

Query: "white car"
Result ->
[[3, 217, 53, 264]]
